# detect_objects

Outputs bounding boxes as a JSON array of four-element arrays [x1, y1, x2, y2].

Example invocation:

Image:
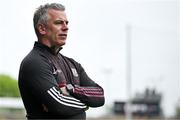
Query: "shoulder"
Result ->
[[20, 49, 51, 72]]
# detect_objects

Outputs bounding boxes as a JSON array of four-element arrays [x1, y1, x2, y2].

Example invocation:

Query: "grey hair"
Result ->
[[33, 3, 65, 35]]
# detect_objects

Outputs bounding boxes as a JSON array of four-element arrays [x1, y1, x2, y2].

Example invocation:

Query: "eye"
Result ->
[[54, 20, 69, 25], [54, 20, 64, 25]]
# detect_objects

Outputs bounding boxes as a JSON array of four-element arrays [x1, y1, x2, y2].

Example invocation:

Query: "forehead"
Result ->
[[48, 9, 67, 20]]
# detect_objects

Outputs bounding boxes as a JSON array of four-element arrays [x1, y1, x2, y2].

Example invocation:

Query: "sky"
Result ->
[[0, 0, 179, 117]]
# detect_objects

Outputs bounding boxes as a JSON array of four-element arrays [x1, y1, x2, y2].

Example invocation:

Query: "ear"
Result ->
[[37, 24, 47, 35]]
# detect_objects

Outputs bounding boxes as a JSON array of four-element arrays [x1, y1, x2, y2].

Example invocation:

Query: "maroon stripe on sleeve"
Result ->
[[74, 86, 104, 97]]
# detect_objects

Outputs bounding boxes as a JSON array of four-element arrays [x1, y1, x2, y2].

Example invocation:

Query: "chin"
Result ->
[[55, 40, 66, 46], [58, 42, 66, 46]]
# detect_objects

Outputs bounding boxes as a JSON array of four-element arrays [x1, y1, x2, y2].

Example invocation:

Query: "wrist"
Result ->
[[66, 84, 74, 94]]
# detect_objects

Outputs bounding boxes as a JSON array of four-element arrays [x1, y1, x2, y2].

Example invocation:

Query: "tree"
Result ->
[[0, 74, 20, 97], [175, 100, 180, 118]]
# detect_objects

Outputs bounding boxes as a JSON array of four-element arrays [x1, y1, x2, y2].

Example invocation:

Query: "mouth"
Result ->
[[58, 34, 67, 40], [59, 34, 67, 38]]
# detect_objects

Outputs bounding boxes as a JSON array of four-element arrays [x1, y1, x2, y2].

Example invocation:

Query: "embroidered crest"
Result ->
[[53, 68, 62, 75], [71, 68, 78, 77]]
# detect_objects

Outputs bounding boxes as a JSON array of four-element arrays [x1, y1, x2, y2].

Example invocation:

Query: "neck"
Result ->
[[38, 39, 62, 55], [39, 38, 52, 48]]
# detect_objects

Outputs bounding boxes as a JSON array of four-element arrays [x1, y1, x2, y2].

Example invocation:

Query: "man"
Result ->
[[18, 3, 105, 120]]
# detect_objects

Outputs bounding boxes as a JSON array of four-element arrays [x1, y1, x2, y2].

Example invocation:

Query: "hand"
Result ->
[[60, 86, 70, 95]]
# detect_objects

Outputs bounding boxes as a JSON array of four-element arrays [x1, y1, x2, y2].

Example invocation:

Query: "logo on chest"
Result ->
[[53, 69, 62, 75], [71, 68, 78, 77]]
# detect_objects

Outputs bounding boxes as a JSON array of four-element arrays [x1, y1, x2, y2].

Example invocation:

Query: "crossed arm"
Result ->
[[19, 56, 104, 116]]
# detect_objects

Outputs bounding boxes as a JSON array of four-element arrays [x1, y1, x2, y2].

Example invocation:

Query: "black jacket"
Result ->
[[18, 42, 105, 119]]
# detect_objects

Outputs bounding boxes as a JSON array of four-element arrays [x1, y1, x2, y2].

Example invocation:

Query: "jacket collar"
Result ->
[[34, 41, 62, 55]]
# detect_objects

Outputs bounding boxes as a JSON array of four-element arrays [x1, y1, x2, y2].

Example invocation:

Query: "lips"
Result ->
[[58, 34, 67, 39], [59, 34, 67, 37]]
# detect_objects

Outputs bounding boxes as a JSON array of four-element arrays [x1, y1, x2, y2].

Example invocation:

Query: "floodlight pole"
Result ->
[[125, 24, 132, 120]]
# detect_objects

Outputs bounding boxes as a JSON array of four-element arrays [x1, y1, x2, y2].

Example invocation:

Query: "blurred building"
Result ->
[[113, 88, 162, 118]]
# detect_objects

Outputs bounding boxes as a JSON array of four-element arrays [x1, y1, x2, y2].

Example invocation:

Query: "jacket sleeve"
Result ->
[[19, 55, 87, 116], [70, 63, 105, 107]]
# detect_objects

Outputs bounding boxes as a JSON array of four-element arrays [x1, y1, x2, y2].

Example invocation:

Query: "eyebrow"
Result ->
[[54, 19, 69, 24]]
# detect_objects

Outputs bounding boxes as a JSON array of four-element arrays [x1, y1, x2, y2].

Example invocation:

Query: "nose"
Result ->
[[62, 26, 68, 31], [62, 22, 69, 31]]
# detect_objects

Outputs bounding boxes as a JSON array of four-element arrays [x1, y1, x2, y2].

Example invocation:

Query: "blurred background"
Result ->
[[0, 0, 179, 119]]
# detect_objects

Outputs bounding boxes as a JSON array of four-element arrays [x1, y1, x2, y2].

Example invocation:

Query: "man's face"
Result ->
[[46, 9, 69, 47]]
